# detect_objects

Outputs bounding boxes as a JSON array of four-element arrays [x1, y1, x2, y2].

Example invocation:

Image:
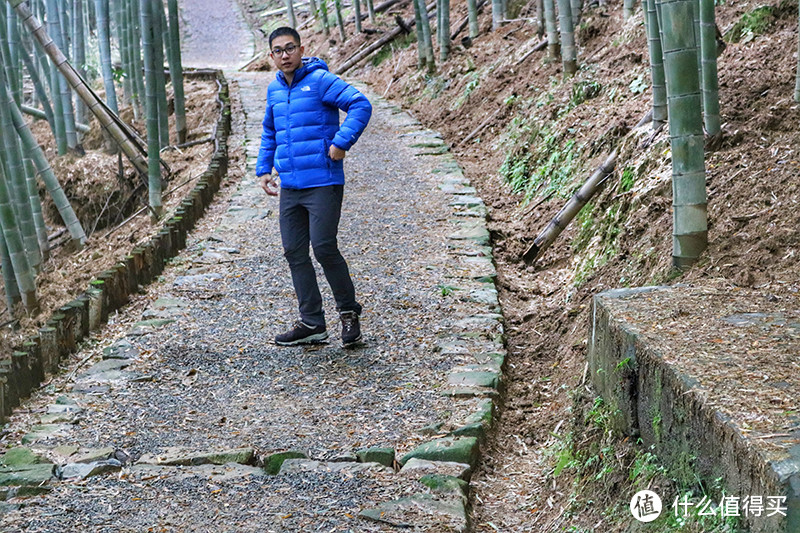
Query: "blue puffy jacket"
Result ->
[[255, 57, 373, 189]]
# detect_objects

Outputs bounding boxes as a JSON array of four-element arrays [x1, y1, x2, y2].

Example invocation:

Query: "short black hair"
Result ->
[[269, 27, 301, 48]]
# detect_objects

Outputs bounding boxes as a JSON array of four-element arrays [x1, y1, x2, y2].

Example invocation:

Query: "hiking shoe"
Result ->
[[340, 311, 363, 347], [275, 321, 329, 346]]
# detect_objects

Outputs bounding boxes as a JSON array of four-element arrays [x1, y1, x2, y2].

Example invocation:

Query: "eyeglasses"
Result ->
[[271, 44, 299, 57]]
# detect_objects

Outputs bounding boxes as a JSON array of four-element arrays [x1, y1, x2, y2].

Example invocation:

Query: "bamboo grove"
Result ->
[[285, 0, 800, 268], [0, 0, 187, 315]]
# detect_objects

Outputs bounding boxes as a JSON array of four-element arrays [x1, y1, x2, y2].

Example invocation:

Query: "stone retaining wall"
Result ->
[[0, 69, 232, 423], [589, 286, 800, 533]]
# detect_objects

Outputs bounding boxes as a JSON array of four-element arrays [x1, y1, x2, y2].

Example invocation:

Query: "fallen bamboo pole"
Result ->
[[335, 1, 435, 75], [522, 150, 618, 265]]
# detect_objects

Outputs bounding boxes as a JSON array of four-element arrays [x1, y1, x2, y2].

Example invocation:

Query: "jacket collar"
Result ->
[[277, 57, 329, 87]]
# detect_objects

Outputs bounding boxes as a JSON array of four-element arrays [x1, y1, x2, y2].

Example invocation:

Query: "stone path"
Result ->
[[0, 1, 504, 531]]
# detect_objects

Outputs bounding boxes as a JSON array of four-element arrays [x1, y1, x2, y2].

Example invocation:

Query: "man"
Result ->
[[256, 27, 372, 347]]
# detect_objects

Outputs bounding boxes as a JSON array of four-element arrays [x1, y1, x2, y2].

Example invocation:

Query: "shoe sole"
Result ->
[[275, 331, 330, 346], [342, 334, 364, 348]]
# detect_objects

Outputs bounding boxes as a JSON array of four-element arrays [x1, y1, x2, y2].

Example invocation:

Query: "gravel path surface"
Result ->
[[0, 2, 502, 531]]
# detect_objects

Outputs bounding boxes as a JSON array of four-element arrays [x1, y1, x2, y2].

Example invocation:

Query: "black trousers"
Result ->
[[279, 185, 361, 328]]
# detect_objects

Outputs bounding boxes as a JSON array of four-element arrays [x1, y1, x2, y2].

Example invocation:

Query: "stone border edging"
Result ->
[[0, 69, 233, 422], [354, 87, 507, 532]]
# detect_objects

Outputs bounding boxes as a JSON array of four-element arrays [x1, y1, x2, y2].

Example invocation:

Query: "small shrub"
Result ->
[[724, 6, 774, 43]]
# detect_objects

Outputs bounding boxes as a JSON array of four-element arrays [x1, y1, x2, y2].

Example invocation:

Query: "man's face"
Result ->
[[270, 35, 303, 77]]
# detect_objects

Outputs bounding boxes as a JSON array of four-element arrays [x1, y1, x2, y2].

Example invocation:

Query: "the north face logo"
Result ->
[[300, 86, 311, 92]]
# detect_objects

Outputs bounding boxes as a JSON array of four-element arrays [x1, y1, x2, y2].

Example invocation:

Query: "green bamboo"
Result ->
[[491, 0, 502, 29], [365, 0, 375, 24], [439, 0, 449, 61], [0, 157, 37, 312], [1, 7, 21, 106], [571, 0, 581, 26], [557, 0, 576, 75], [353, 0, 362, 32], [333, 0, 345, 41], [0, 232, 21, 309], [796, 0, 800, 102], [46, 0, 79, 152], [7, 87, 86, 246], [698, 0, 719, 135], [5, 5, 22, 102], [543, 0, 559, 59], [19, 37, 55, 133], [412, 0, 425, 68], [623, 0, 635, 18], [94, 0, 117, 113], [416, 0, 434, 72], [319, 0, 329, 36], [0, 63, 41, 272], [645, 0, 666, 125], [139, 0, 163, 219], [166, 0, 185, 143], [10, 0, 151, 177], [659, 0, 707, 268], [23, 158, 48, 261], [114, 0, 133, 107], [307, 0, 318, 25], [466, 0, 478, 38], [286, 0, 296, 28], [73, 0, 88, 128], [150, 0, 169, 147], [129, 0, 146, 118]]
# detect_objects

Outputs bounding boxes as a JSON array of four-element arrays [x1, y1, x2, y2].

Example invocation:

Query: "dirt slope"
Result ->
[[240, 0, 799, 530]]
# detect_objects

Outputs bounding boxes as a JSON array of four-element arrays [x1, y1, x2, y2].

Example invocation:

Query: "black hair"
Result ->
[[269, 27, 301, 48]]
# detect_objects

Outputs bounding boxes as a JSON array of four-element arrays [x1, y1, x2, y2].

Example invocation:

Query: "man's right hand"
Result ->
[[260, 174, 279, 196]]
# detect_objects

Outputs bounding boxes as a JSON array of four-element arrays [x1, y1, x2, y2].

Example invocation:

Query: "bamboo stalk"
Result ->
[[10, 0, 150, 177], [522, 150, 617, 265]]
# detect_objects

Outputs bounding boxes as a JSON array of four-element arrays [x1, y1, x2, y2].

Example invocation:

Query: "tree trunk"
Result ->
[[0, 71, 40, 273], [0, 79, 37, 312], [19, 37, 56, 133], [11, 0, 151, 177], [557, 0, 577, 75], [353, 0, 362, 32], [128, 0, 146, 118], [334, 0, 346, 41], [167, 0, 186, 143], [319, 0, 330, 35], [571, 0, 581, 25], [366, 0, 375, 23], [286, 0, 296, 27], [522, 150, 617, 264], [698, 0, 719, 135], [7, 86, 86, 246], [659, 0, 707, 268], [645, 0, 666, 125], [150, 0, 170, 147], [623, 0, 635, 18], [73, 0, 88, 129], [543, 0, 559, 60], [796, 0, 800, 102], [466, 0, 479, 38], [416, 0, 434, 72], [439, 0, 450, 61], [139, 0, 163, 219], [49, 0, 79, 151], [491, 0, 502, 30], [94, 0, 117, 113], [412, 0, 425, 68], [0, 234, 21, 309]]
